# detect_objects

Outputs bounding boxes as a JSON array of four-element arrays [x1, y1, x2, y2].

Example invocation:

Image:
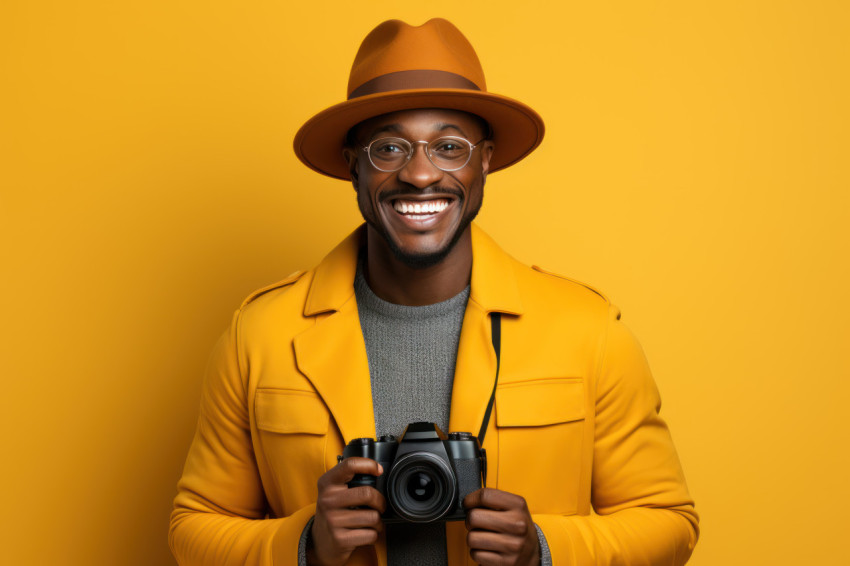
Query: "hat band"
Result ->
[[348, 70, 481, 100]]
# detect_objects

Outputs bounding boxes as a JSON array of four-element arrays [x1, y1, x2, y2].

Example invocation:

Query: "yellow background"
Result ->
[[1, 1, 848, 564]]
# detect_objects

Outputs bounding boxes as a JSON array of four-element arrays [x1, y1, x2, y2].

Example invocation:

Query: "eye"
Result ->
[[431, 138, 467, 158], [372, 139, 407, 155]]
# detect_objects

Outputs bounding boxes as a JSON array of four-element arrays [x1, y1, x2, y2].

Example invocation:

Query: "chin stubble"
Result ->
[[364, 196, 481, 270]]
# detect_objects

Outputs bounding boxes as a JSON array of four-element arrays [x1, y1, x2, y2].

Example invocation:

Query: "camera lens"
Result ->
[[386, 452, 457, 523], [406, 472, 436, 502]]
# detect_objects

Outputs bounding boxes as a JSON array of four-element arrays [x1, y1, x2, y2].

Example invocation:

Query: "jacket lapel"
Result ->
[[448, 300, 496, 440], [448, 224, 524, 447], [293, 227, 377, 443]]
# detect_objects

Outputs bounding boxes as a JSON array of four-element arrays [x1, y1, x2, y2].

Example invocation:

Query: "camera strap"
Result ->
[[477, 312, 501, 445]]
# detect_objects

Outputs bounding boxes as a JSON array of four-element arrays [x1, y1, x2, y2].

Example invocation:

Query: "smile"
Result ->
[[392, 199, 451, 217]]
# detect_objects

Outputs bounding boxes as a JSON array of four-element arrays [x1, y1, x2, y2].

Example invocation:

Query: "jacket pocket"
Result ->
[[494, 378, 586, 515], [495, 378, 585, 427], [255, 388, 329, 434], [253, 388, 330, 515]]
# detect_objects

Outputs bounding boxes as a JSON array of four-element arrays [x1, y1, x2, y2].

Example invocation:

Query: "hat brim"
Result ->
[[293, 89, 545, 180]]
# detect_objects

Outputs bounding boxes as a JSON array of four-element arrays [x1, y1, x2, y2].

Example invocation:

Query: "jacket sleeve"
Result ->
[[169, 310, 315, 566], [533, 306, 699, 565]]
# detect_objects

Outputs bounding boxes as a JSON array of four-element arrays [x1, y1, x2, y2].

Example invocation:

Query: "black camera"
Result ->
[[339, 422, 486, 524]]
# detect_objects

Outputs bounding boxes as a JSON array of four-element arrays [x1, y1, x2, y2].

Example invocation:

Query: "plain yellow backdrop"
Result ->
[[1, 1, 848, 564]]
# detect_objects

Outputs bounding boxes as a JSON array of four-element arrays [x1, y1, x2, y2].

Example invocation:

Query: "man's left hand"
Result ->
[[462, 487, 541, 566]]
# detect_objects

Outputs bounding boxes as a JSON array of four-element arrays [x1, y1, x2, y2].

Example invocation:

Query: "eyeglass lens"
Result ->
[[368, 137, 472, 172]]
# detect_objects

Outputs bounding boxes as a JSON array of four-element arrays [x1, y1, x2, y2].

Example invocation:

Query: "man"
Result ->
[[170, 18, 698, 566]]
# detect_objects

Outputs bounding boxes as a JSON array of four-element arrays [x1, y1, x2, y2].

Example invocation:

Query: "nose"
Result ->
[[396, 142, 443, 188]]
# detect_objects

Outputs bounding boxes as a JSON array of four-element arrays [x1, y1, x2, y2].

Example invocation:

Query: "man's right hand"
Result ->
[[307, 457, 386, 566]]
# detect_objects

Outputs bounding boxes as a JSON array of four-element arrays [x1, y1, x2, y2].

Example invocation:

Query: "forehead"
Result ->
[[352, 108, 487, 141]]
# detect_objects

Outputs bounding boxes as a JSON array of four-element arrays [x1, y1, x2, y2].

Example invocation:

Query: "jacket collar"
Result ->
[[303, 223, 524, 317]]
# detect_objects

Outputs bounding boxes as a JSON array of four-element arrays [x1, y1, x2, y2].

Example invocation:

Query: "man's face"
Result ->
[[344, 109, 494, 269]]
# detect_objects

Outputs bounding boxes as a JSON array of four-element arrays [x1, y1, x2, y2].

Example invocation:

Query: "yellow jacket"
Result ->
[[170, 224, 698, 565]]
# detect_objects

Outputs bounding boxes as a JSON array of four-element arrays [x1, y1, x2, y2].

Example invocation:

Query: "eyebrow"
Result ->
[[366, 124, 403, 138], [435, 122, 468, 137], [365, 122, 469, 140]]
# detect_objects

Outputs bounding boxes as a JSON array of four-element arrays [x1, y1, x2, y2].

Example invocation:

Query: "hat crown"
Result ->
[[347, 18, 487, 97]]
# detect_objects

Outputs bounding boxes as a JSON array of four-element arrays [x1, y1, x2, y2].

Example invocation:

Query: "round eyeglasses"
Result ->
[[361, 136, 487, 173]]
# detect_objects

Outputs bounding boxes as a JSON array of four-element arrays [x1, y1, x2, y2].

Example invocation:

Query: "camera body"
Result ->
[[340, 422, 486, 524]]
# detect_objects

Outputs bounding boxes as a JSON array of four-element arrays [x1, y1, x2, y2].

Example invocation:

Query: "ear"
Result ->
[[342, 147, 360, 190], [479, 140, 495, 177]]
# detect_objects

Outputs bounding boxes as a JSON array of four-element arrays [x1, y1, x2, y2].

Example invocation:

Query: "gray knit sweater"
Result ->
[[355, 266, 468, 438]]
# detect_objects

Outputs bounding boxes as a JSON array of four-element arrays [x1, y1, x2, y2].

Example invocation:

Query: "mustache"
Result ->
[[379, 186, 465, 201]]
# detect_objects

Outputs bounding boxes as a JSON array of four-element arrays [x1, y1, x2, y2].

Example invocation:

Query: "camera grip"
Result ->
[[453, 457, 483, 503], [341, 437, 380, 489]]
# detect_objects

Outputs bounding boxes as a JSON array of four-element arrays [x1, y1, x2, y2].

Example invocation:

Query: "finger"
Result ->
[[465, 508, 529, 536], [467, 529, 524, 553], [322, 457, 384, 487], [311, 520, 382, 564], [333, 527, 381, 549], [321, 484, 387, 513], [326, 508, 384, 530], [463, 487, 526, 512], [469, 549, 505, 566]]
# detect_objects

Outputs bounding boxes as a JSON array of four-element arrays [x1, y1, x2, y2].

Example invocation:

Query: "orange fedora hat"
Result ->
[[293, 18, 545, 180]]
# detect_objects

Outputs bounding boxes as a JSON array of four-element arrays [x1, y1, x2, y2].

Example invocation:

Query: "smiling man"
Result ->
[[170, 18, 699, 566]]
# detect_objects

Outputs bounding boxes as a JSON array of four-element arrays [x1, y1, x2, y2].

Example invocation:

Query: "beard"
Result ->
[[362, 191, 483, 270]]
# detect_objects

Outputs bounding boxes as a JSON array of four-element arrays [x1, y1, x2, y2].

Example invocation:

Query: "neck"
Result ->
[[363, 226, 472, 306]]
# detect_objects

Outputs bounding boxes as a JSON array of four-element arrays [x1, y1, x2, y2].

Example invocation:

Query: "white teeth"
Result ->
[[393, 199, 450, 215]]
